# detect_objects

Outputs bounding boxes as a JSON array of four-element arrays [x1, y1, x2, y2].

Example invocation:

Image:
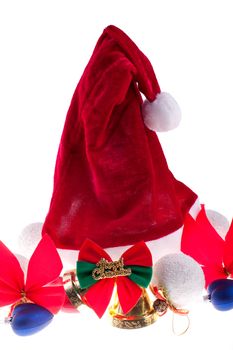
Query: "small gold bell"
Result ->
[[109, 288, 157, 329], [63, 269, 87, 310]]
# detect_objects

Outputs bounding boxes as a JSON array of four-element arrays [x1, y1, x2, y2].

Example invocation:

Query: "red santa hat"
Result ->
[[42, 25, 197, 252]]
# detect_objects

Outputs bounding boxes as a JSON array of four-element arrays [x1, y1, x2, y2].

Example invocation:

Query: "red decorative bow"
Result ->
[[181, 205, 233, 287], [76, 239, 153, 318], [0, 234, 65, 314]]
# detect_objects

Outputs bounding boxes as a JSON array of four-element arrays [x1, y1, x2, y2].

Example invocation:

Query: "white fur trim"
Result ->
[[142, 92, 181, 132]]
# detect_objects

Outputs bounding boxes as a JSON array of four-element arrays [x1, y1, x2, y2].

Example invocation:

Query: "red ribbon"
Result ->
[[0, 234, 65, 314], [181, 205, 233, 287]]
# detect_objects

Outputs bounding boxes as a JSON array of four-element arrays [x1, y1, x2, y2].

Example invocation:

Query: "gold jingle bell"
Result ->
[[63, 269, 87, 310], [109, 288, 158, 329]]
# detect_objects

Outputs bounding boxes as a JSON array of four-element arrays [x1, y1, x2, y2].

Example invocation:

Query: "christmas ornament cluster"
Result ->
[[1, 25, 232, 336]]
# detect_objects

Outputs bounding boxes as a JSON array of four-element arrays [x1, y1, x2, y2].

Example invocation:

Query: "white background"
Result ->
[[0, 0, 233, 349]]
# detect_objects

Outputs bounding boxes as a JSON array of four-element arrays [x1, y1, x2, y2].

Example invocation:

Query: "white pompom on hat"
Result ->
[[142, 92, 182, 132]]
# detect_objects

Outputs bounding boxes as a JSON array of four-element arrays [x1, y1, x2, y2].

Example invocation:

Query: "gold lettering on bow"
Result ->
[[92, 257, 132, 280]]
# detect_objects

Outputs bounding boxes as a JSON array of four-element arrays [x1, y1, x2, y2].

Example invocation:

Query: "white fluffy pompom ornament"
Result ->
[[14, 253, 29, 275], [18, 222, 43, 258], [151, 253, 205, 309], [142, 92, 181, 132], [206, 209, 230, 239]]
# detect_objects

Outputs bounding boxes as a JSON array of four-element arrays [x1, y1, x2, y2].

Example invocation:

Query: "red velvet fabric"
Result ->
[[42, 25, 197, 250]]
